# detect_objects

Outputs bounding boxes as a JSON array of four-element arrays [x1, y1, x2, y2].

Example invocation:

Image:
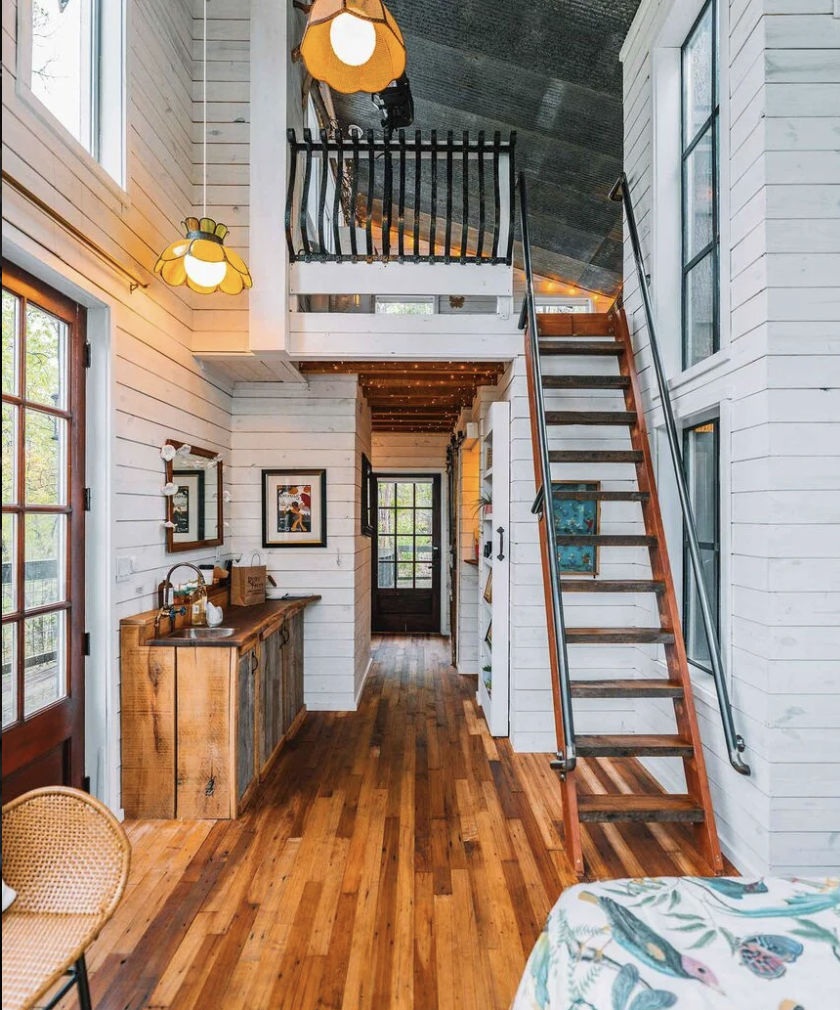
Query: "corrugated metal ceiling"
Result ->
[[332, 0, 640, 295]]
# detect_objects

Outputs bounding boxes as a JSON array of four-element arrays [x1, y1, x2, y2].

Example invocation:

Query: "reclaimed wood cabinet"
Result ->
[[120, 596, 317, 819]]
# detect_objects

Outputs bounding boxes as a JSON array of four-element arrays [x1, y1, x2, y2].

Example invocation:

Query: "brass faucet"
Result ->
[[155, 563, 208, 634]]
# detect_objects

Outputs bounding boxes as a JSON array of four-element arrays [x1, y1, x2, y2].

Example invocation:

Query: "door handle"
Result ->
[[497, 526, 505, 561]]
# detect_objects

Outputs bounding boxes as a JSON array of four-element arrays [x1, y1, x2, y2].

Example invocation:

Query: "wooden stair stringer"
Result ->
[[614, 307, 724, 874], [524, 316, 584, 878]]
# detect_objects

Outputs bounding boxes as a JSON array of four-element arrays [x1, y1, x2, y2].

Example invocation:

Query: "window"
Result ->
[[375, 479, 435, 590], [683, 419, 720, 673], [375, 297, 436, 316], [534, 299, 593, 314], [23, 0, 125, 185], [681, 0, 719, 370]]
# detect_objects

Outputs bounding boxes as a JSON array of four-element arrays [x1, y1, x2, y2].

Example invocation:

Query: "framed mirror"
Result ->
[[164, 440, 224, 553]]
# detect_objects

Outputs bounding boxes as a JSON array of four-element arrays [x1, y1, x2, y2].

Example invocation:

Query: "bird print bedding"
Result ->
[[511, 876, 840, 1010]]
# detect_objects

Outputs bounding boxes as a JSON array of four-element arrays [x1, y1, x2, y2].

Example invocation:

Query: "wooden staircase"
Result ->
[[523, 307, 724, 878]]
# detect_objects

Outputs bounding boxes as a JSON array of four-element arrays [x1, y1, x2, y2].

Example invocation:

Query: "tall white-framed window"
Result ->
[[17, 0, 126, 189], [681, 0, 719, 370]]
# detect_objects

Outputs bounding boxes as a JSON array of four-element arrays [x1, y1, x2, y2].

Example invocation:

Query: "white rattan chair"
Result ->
[[2, 786, 131, 1010]]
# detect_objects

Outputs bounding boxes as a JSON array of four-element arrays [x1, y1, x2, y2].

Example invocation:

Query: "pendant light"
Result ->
[[301, 0, 406, 95], [155, 0, 252, 295]]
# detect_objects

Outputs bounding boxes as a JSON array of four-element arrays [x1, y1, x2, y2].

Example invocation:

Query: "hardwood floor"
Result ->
[[71, 636, 730, 1010]]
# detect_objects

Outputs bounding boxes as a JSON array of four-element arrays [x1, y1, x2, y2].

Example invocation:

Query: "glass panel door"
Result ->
[[2, 264, 86, 798]]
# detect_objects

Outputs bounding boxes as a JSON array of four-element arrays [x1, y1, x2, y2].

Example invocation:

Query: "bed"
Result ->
[[511, 876, 840, 1010]]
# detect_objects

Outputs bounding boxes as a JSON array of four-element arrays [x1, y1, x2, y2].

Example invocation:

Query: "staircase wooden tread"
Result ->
[[570, 679, 684, 698], [576, 734, 694, 757], [555, 535, 656, 547], [542, 375, 630, 389], [561, 579, 665, 592], [566, 628, 677, 644], [550, 450, 643, 463], [577, 794, 705, 823], [546, 411, 637, 425], [539, 341, 623, 355], [552, 490, 650, 502]]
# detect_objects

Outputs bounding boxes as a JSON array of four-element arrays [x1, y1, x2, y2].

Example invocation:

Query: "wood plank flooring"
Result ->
[[66, 636, 730, 1010]]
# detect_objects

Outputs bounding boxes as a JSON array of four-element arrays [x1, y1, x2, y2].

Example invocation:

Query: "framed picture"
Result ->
[[483, 569, 493, 604], [171, 470, 205, 543], [551, 480, 600, 575], [361, 454, 374, 538], [262, 469, 327, 548]]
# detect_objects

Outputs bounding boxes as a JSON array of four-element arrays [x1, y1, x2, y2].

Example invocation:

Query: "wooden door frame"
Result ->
[[2, 261, 87, 798], [371, 472, 443, 634]]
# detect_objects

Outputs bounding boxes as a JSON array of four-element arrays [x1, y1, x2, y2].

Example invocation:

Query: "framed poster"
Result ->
[[262, 469, 327, 548], [361, 453, 374, 537], [551, 480, 600, 575], [171, 470, 205, 544]]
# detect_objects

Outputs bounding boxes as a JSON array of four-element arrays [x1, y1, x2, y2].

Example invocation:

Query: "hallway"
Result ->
[[80, 637, 727, 1010]]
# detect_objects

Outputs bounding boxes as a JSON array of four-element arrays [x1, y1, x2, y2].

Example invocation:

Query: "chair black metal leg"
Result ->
[[75, 956, 93, 1010]]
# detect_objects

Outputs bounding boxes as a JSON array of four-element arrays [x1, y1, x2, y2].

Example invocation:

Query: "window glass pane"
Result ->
[[684, 252, 716, 369], [2, 514, 16, 612], [30, 0, 94, 150], [375, 299, 434, 315], [377, 482, 395, 507], [396, 562, 414, 587], [24, 410, 67, 505], [377, 508, 394, 534], [2, 290, 19, 395], [415, 509, 433, 535], [683, 130, 714, 263], [415, 482, 433, 507], [685, 424, 717, 543], [25, 304, 68, 409], [378, 535, 395, 563], [2, 623, 15, 728], [396, 535, 414, 562], [396, 509, 414, 534], [686, 548, 718, 669], [2, 404, 17, 504], [377, 562, 394, 588], [682, 3, 713, 144], [24, 514, 66, 609], [396, 483, 414, 507], [24, 608, 67, 717], [416, 562, 432, 583], [415, 536, 432, 561]]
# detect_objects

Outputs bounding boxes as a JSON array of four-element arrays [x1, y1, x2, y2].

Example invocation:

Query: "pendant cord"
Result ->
[[202, 0, 207, 218]]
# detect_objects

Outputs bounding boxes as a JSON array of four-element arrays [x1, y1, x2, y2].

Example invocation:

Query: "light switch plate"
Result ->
[[116, 556, 135, 582]]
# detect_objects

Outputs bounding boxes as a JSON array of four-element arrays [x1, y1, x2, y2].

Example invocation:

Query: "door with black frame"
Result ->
[[372, 475, 442, 633], [2, 263, 87, 802]]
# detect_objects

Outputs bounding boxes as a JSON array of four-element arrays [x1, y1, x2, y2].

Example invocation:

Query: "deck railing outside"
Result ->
[[285, 129, 516, 265]]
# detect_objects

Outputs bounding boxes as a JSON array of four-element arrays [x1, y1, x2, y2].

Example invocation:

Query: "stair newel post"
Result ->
[[614, 308, 724, 875]]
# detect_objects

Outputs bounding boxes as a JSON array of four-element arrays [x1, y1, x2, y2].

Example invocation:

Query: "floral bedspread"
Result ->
[[511, 876, 840, 1010]]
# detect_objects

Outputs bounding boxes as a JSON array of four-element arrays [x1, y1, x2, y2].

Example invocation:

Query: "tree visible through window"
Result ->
[[681, 0, 720, 370]]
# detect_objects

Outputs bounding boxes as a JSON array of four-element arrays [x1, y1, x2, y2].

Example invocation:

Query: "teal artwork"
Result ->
[[551, 482, 599, 574]]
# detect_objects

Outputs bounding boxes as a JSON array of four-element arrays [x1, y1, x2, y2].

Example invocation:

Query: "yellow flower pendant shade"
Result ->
[[154, 218, 253, 295], [301, 0, 406, 95]]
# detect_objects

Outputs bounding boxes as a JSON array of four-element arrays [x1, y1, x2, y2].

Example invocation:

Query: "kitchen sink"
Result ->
[[167, 627, 236, 640]]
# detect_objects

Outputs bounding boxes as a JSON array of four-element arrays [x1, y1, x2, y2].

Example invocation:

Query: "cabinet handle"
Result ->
[[251, 652, 259, 675], [497, 526, 505, 561]]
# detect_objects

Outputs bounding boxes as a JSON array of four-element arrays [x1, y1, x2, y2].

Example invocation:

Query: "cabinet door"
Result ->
[[259, 626, 285, 776], [236, 650, 256, 803]]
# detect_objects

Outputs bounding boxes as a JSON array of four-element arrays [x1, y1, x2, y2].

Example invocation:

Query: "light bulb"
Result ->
[[184, 254, 227, 288], [329, 12, 376, 66]]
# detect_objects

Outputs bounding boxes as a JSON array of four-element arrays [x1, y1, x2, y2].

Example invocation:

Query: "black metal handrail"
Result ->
[[516, 172, 577, 774], [285, 129, 516, 265], [610, 172, 750, 775]]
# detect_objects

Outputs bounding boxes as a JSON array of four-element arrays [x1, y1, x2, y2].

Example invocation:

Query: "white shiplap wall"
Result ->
[[2, 0, 240, 812], [620, 0, 840, 874], [229, 375, 370, 711]]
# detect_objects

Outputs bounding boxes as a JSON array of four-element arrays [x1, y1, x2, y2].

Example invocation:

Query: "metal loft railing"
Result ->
[[285, 129, 516, 265], [516, 172, 577, 774], [610, 172, 750, 775]]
